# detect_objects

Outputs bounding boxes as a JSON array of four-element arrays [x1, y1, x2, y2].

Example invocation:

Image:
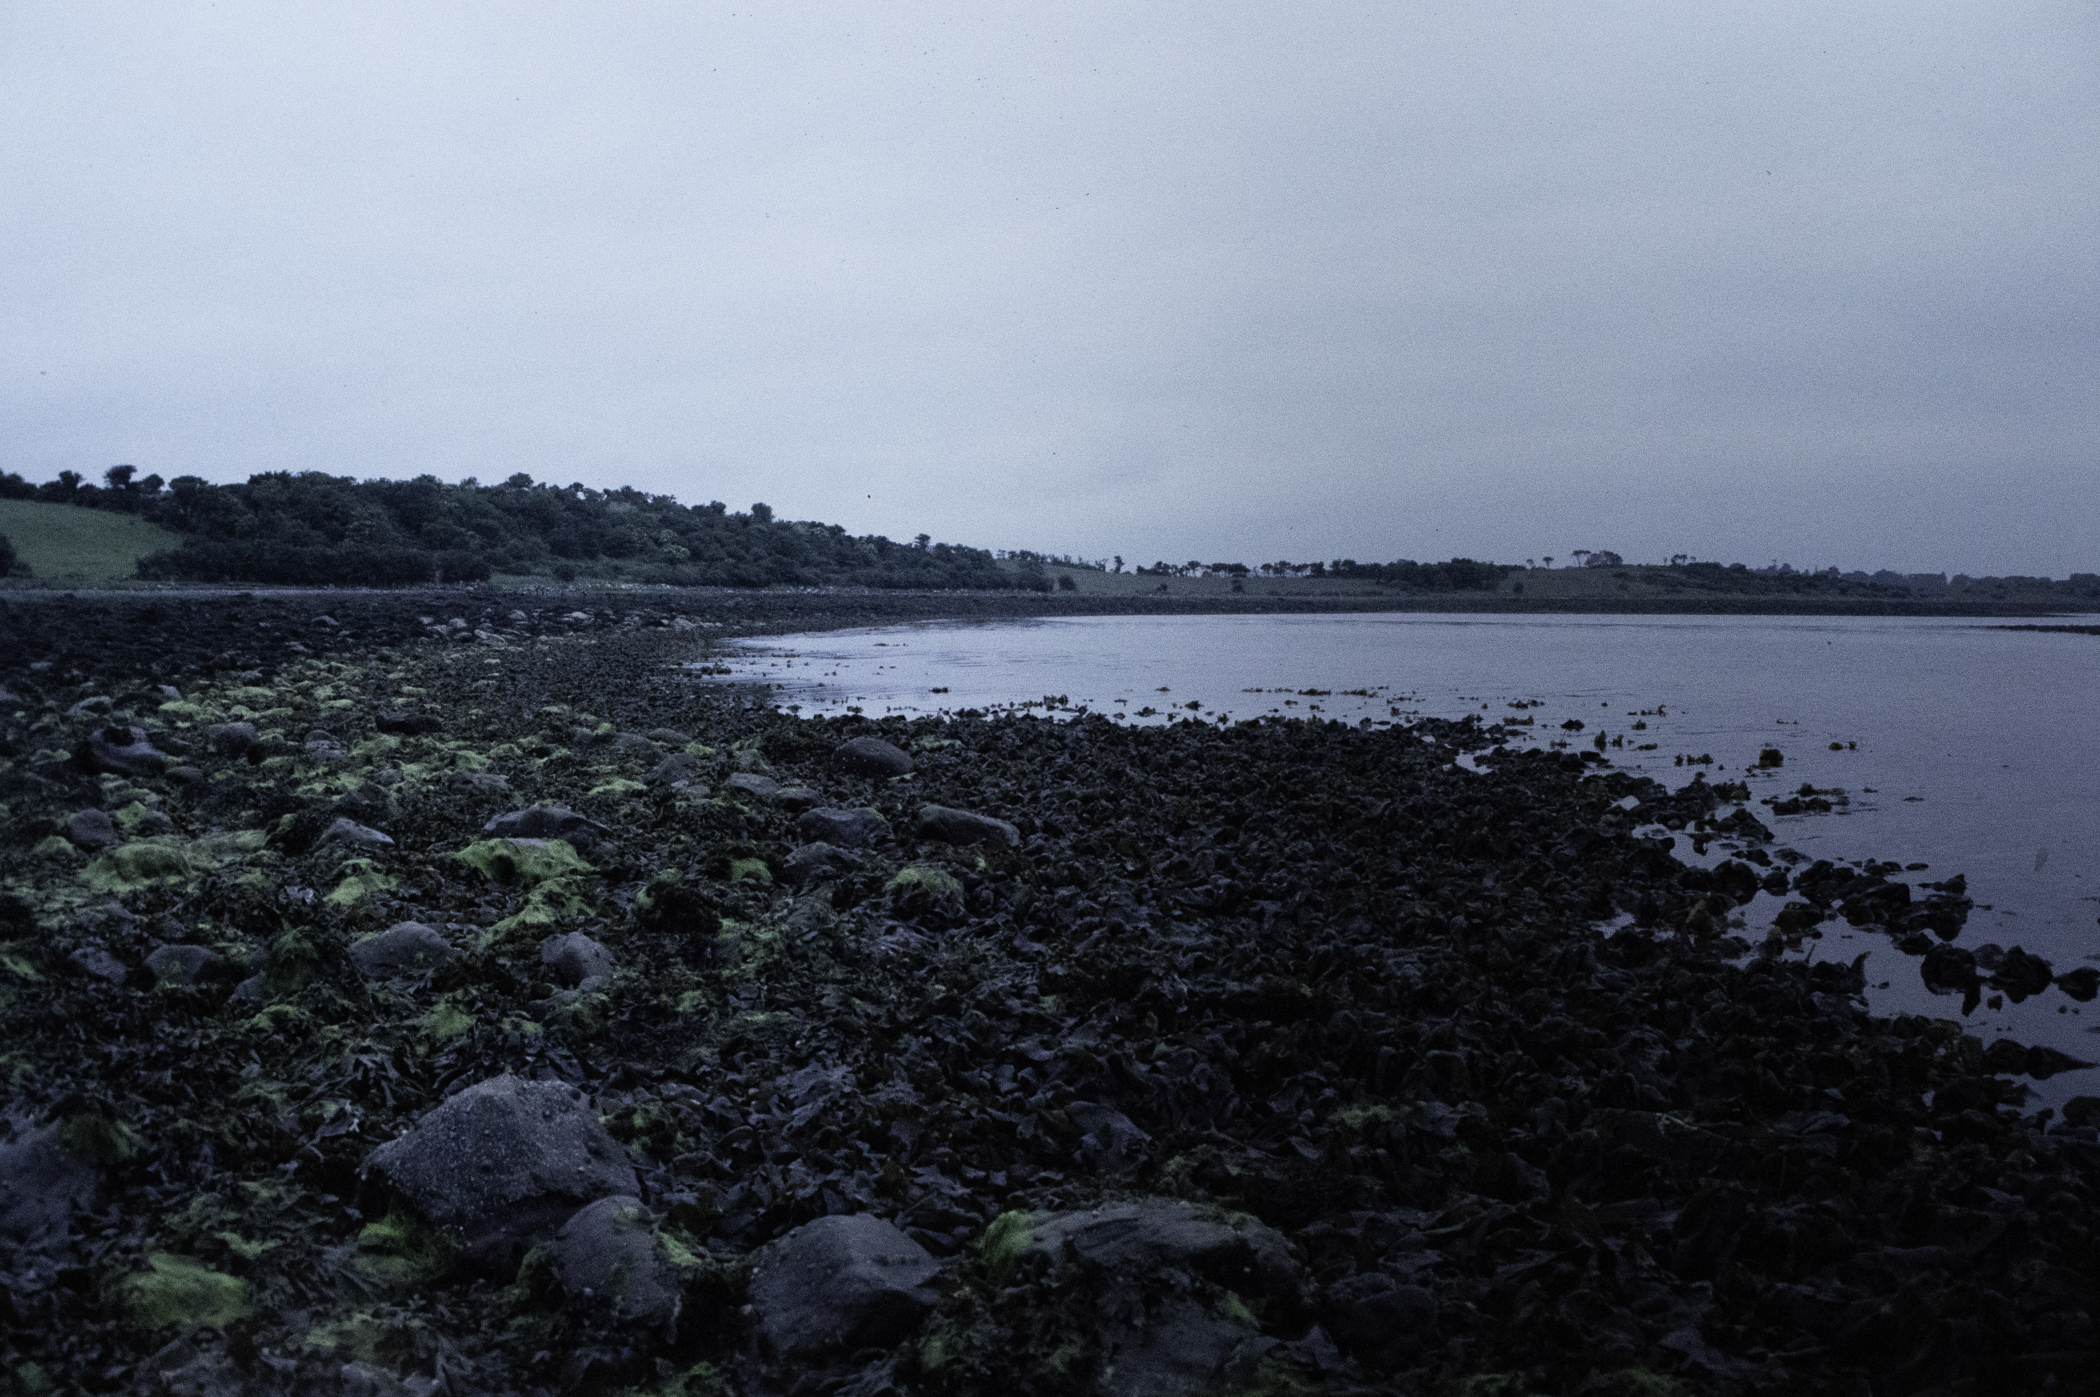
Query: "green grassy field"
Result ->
[[0, 499, 187, 584]]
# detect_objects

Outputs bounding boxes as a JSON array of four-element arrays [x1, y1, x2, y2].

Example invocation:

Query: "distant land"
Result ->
[[1, 466, 2095, 607]]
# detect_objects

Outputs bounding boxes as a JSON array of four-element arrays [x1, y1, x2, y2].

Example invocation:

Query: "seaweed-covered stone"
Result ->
[[144, 944, 231, 988], [446, 769, 512, 796], [66, 807, 117, 851], [782, 842, 860, 888], [831, 736, 914, 778], [362, 1075, 637, 1268], [914, 803, 1020, 848], [749, 1214, 940, 1359], [375, 710, 444, 735], [205, 721, 259, 757], [1016, 1199, 1304, 1300], [541, 931, 613, 988], [481, 804, 610, 854], [553, 1195, 681, 1330], [317, 817, 394, 851], [887, 866, 965, 923], [81, 725, 166, 778], [799, 806, 890, 849], [349, 922, 453, 978]]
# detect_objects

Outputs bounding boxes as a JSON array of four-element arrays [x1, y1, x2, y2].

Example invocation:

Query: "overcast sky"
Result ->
[[5, 3, 2096, 575]]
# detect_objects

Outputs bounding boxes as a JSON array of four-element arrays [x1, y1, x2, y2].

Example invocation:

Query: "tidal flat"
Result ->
[[2, 590, 2098, 1397]]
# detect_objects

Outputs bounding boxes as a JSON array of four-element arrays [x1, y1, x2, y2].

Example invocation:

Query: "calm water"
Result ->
[[706, 613, 2100, 1102]]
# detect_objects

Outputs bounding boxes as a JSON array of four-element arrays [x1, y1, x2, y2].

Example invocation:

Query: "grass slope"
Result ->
[[0, 499, 186, 583]]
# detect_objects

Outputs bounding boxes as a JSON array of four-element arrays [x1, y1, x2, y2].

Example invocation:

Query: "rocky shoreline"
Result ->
[[3, 591, 2098, 1396]]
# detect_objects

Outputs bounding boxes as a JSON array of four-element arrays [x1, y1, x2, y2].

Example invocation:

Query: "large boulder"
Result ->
[[831, 737, 914, 779], [362, 1075, 638, 1268], [725, 772, 782, 801], [482, 804, 612, 855], [914, 804, 1020, 848], [540, 931, 613, 988], [798, 807, 890, 849], [749, 1214, 941, 1360], [552, 1195, 682, 1331], [80, 726, 167, 778], [349, 922, 453, 979]]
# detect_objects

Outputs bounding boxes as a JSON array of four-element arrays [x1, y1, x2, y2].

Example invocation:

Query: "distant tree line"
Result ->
[[1134, 556, 1513, 589], [0, 467, 1047, 591]]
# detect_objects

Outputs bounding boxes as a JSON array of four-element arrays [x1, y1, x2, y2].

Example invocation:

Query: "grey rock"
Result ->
[[610, 731, 663, 758], [482, 804, 610, 854], [317, 817, 394, 850], [66, 944, 129, 984], [66, 808, 118, 851], [146, 728, 191, 755], [0, 1119, 97, 1254], [232, 973, 266, 1004], [1068, 1101, 1152, 1173], [66, 695, 114, 719], [153, 685, 183, 701], [750, 1214, 940, 1359], [362, 1074, 637, 1268], [376, 709, 445, 735], [725, 771, 781, 801], [206, 721, 260, 757], [540, 931, 613, 988], [915, 803, 1020, 848], [645, 729, 691, 747], [553, 1195, 682, 1330], [304, 729, 347, 761], [1098, 1296, 1266, 1397], [775, 784, 821, 813], [782, 842, 861, 887], [1019, 1199, 1304, 1300], [144, 944, 229, 987], [445, 770, 512, 796], [645, 754, 705, 789], [0, 685, 21, 705], [831, 735, 914, 778], [82, 725, 166, 778], [350, 922, 454, 978], [798, 806, 891, 849]]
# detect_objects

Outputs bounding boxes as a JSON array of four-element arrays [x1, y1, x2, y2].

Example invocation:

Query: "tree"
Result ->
[[104, 464, 137, 490], [1582, 550, 1624, 567], [1112, 555, 1123, 573], [750, 502, 774, 523]]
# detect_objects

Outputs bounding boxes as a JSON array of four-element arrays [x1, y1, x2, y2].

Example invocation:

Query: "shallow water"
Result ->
[[706, 612, 2100, 1102]]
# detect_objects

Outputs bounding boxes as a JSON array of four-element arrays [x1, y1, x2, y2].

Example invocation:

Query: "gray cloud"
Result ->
[[5, 1, 2096, 574]]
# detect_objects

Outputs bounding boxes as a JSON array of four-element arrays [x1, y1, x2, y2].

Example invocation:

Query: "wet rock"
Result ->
[[375, 709, 444, 735], [782, 841, 860, 887], [206, 721, 260, 757], [540, 931, 613, 988], [0, 1119, 98, 1255], [445, 770, 512, 796], [1989, 946, 2053, 1001], [831, 735, 914, 778], [914, 803, 1021, 848], [316, 817, 394, 851], [66, 943, 129, 984], [144, 944, 231, 988], [749, 1213, 940, 1360], [798, 806, 890, 848], [482, 803, 611, 855], [80, 725, 166, 778], [553, 1195, 682, 1331], [362, 1074, 638, 1269], [348, 922, 453, 979], [725, 771, 781, 800], [66, 807, 117, 851]]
